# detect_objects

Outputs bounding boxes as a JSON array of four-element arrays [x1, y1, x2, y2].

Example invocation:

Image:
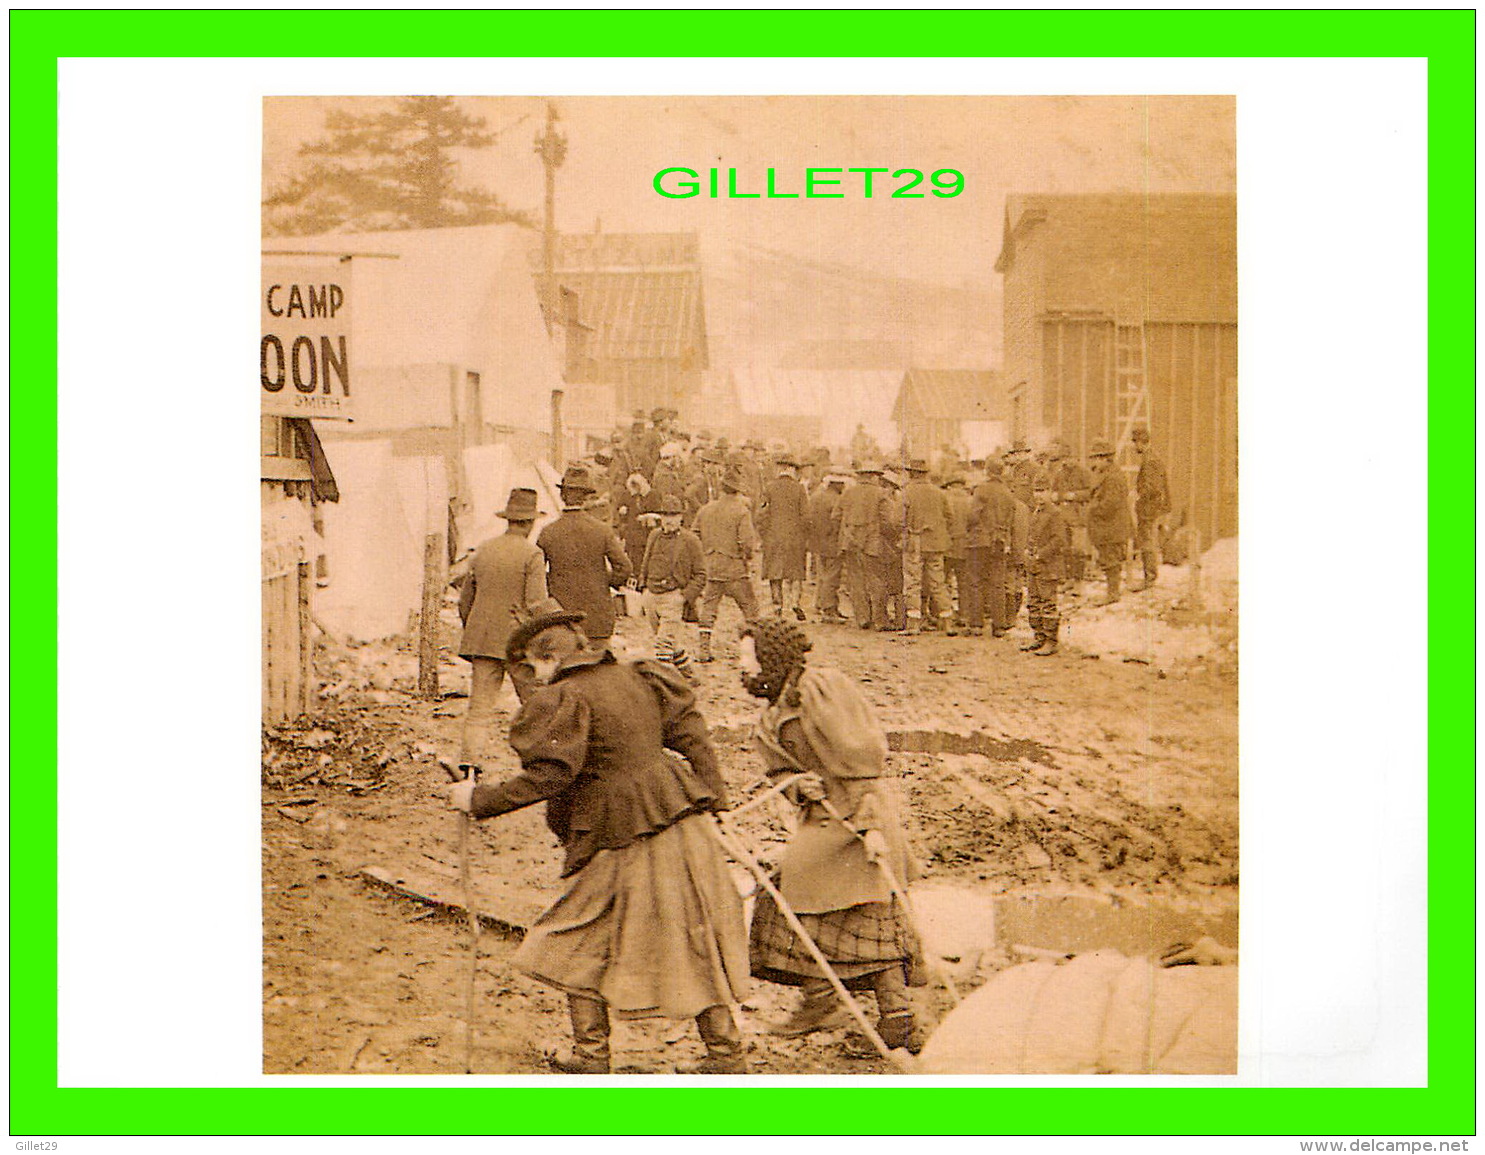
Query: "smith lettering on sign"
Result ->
[[261, 258, 355, 420]]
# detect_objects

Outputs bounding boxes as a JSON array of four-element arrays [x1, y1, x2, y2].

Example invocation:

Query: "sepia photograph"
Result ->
[[259, 93, 1239, 1077]]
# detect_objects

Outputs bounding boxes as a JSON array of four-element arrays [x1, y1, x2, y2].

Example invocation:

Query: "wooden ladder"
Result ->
[[1112, 319, 1149, 482]]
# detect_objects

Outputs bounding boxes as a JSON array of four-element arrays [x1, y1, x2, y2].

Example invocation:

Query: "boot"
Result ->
[[677, 1005, 747, 1074], [552, 995, 610, 1074], [1141, 552, 1159, 589], [768, 984, 852, 1037], [877, 1011, 923, 1055], [1097, 566, 1122, 606], [697, 629, 714, 663]]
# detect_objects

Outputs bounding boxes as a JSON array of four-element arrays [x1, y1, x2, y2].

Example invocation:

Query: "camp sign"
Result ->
[[261, 257, 355, 420]]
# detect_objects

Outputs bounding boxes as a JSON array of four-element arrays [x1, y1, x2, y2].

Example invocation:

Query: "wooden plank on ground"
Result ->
[[358, 864, 545, 935]]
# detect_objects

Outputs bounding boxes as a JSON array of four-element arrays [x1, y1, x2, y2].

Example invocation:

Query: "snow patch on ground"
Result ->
[[1062, 538, 1237, 673]]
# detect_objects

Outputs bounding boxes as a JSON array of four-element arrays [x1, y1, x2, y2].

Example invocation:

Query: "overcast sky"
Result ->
[[264, 95, 1235, 292]]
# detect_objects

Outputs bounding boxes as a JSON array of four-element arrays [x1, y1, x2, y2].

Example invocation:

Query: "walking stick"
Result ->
[[815, 799, 961, 1004], [725, 773, 807, 822], [707, 817, 913, 1072], [442, 759, 482, 1074]]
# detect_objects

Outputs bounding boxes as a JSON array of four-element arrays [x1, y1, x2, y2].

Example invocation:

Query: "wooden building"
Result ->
[[996, 193, 1237, 546], [891, 369, 1005, 458], [535, 232, 709, 428]]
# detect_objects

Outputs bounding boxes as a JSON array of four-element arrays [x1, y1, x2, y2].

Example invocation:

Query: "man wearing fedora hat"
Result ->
[[538, 465, 633, 643], [447, 598, 749, 1073], [1086, 438, 1134, 605], [835, 462, 889, 631], [807, 473, 849, 622], [638, 495, 705, 643], [902, 458, 952, 633], [693, 465, 760, 662], [758, 454, 809, 621], [455, 487, 548, 764]]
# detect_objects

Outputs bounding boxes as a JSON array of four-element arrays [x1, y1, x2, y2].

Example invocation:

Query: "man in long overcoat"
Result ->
[[942, 474, 971, 627], [902, 458, 952, 633], [456, 486, 548, 764], [807, 474, 847, 622], [538, 465, 634, 642], [758, 454, 809, 620], [1086, 439, 1134, 605], [835, 463, 889, 630], [965, 459, 1017, 637]]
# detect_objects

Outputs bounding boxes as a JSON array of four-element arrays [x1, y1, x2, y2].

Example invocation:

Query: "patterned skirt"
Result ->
[[512, 814, 751, 1020], [748, 884, 925, 990]]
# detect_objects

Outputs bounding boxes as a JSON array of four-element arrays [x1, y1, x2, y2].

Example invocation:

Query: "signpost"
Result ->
[[261, 256, 356, 421]]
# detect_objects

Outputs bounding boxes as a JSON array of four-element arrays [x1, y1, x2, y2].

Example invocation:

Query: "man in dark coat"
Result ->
[[902, 458, 952, 633], [1021, 471, 1070, 656], [455, 487, 548, 764], [835, 463, 889, 630], [446, 599, 748, 1073], [693, 466, 760, 662], [942, 474, 971, 628], [965, 459, 1017, 637], [807, 474, 848, 622], [758, 455, 810, 620], [1004, 440, 1036, 508], [875, 470, 907, 630], [538, 465, 633, 642], [1086, 439, 1134, 605], [1131, 426, 1172, 589], [1047, 440, 1093, 584]]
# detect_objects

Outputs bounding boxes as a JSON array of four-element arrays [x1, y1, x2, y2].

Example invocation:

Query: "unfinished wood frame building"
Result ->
[[996, 194, 1237, 547]]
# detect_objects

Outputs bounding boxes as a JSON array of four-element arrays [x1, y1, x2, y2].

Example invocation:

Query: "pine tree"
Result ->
[[264, 96, 534, 235]]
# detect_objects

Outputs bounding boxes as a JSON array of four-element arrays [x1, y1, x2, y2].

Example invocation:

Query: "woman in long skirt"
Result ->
[[447, 597, 749, 1073]]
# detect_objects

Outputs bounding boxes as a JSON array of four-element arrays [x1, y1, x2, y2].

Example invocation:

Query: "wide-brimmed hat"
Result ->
[[824, 473, 852, 485], [496, 487, 544, 520], [1007, 439, 1031, 455], [506, 597, 586, 662], [775, 453, 800, 469], [1087, 438, 1116, 458], [856, 460, 883, 476], [905, 457, 929, 474], [559, 464, 598, 496], [944, 473, 966, 488], [659, 495, 685, 515], [721, 466, 749, 493]]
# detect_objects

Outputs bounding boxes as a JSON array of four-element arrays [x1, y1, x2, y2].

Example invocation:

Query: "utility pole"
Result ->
[[534, 100, 566, 280], [534, 100, 568, 466]]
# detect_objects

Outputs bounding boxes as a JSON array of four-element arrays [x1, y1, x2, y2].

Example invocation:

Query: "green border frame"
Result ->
[[11, 8, 1475, 1138]]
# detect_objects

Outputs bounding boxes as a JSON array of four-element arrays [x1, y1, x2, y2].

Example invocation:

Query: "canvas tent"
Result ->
[[314, 440, 562, 642]]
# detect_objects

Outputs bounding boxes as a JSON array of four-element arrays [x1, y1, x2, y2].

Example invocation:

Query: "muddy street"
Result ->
[[262, 586, 1237, 1075]]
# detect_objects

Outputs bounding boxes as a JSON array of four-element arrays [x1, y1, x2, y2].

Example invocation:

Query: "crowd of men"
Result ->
[[455, 405, 1177, 759]]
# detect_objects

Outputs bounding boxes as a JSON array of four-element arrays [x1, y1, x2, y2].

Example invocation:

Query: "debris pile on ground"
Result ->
[[261, 711, 404, 795]]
